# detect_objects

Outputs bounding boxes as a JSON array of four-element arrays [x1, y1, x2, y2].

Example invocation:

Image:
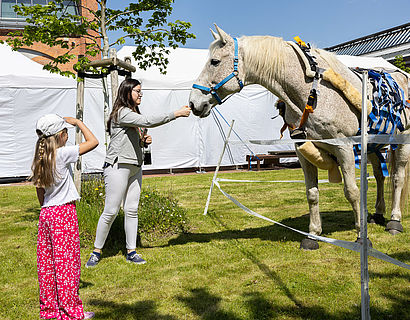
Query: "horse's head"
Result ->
[[189, 25, 244, 118]]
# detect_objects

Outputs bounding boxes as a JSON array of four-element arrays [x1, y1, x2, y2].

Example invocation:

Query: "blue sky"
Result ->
[[111, 0, 410, 50]]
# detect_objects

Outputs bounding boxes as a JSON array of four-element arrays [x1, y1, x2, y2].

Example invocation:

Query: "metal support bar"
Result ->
[[360, 70, 371, 320], [87, 57, 136, 72], [203, 120, 235, 215]]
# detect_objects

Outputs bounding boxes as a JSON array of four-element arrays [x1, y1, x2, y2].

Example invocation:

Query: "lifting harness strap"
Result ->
[[290, 37, 324, 139]]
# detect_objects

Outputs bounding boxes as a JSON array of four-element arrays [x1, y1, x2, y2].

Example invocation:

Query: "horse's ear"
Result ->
[[210, 28, 218, 40], [214, 24, 229, 45]]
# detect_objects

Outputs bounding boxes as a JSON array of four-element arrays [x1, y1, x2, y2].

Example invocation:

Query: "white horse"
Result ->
[[189, 25, 410, 249]]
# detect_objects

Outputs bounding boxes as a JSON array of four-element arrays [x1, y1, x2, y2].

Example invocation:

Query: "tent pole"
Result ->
[[203, 120, 235, 215], [360, 70, 371, 320]]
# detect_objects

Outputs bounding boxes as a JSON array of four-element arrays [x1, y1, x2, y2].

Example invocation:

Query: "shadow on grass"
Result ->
[[167, 209, 356, 247], [171, 213, 410, 320], [20, 206, 40, 222], [370, 270, 410, 281], [178, 287, 410, 320], [79, 279, 94, 289], [386, 251, 410, 264], [88, 299, 177, 320], [177, 288, 241, 320]]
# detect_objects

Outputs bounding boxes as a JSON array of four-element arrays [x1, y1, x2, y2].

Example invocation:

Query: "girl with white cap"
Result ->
[[32, 114, 98, 320]]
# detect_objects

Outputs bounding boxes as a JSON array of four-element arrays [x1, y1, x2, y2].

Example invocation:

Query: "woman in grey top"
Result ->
[[86, 78, 190, 267]]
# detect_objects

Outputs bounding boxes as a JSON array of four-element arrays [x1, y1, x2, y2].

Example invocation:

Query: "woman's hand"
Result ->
[[144, 135, 152, 145], [174, 105, 191, 118]]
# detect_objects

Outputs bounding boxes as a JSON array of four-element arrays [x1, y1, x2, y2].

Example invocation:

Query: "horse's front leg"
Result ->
[[295, 148, 320, 250], [387, 144, 410, 234], [333, 146, 361, 236], [368, 153, 386, 225]]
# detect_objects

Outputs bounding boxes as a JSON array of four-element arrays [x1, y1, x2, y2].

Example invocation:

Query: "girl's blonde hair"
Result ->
[[30, 130, 65, 188]]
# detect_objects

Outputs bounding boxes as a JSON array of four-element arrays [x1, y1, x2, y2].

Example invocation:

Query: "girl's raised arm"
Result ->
[[63, 117, 99, 155]]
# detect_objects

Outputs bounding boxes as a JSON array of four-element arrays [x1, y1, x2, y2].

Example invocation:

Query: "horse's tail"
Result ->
[[387, 148, 410, 216]]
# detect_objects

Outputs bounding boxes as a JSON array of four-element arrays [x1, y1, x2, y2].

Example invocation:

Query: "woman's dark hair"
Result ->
[[107, 78, 141, 133]]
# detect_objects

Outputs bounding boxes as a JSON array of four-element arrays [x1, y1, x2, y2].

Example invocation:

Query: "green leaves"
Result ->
[[4, 0, 195, 77], [393, 55, 410, 73]]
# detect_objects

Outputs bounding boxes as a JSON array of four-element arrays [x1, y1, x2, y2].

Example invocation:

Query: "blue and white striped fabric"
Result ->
[[354, 70, 407, 176]]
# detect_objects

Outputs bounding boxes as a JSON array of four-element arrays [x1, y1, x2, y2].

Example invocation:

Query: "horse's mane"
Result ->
[[238, 36, 345, 85], [240, 36, 287, 85]]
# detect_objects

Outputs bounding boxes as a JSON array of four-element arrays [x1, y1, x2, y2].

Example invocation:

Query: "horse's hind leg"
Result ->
[[368, 153, 386, 225], [387, 144, 410, 234], [333, 147, 361, 236], [295, 149, 320, 250]]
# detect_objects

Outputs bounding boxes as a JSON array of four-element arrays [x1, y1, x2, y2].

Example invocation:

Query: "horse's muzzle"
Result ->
[[189, 101, 203, 117]]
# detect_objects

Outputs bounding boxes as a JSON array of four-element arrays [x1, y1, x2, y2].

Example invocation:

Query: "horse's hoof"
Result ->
[[300, 238, 319, 250], [355, 237, 373, 248], [368, 214, 386, 226], [385, 220, 403, 235]]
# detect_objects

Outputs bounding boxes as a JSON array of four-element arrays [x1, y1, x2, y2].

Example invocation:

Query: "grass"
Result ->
[[0, 167, 409, 320], [76, 177, 189, 250]]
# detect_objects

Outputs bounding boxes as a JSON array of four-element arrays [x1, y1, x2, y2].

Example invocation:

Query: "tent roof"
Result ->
[[0, 44, 75, 88], [116, 46, 209, 89], [336, 55, 399, 71]]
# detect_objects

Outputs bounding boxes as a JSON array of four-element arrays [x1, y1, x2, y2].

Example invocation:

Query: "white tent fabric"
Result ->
[[0, 43, 405, 179], [0, 44, 106, 178], [337, 55, 398, 71]]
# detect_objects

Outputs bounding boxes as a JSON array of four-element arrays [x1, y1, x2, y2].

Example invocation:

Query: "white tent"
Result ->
[[0, 45, 285, 179], [0, 44, 404, 180], [0, 44, 106, 179]]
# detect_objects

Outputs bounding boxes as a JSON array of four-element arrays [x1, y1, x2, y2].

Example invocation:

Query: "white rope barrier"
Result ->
[[217, 176, 375, 184], [213, 180, 410, 270], [225, 133, 410, 146]]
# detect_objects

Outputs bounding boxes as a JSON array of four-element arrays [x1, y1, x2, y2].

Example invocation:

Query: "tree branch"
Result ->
[[108, 28, 169, 47], [77, 4, 101, 23], [106, 9, 140, 25]]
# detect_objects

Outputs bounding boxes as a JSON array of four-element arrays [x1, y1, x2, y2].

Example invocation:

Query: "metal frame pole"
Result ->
[[203, 120, 235, 215], [360, 70, 371, 320]]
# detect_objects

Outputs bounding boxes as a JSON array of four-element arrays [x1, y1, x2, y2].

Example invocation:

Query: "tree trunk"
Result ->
[[110, 48, 119, 109], [100, 0, 110, 149], [74, 76, 85, 193]]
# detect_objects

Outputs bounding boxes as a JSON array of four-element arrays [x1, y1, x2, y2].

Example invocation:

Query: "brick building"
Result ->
[[0, 0, 99, 72]]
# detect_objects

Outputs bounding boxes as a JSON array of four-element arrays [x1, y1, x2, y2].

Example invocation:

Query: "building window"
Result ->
[[0, 0, 78, 23]]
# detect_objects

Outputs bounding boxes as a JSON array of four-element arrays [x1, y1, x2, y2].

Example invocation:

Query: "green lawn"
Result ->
[[0, 168, 409, 319]]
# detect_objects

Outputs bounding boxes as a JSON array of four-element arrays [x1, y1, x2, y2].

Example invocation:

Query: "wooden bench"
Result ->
[[246, 150, 297, 170]]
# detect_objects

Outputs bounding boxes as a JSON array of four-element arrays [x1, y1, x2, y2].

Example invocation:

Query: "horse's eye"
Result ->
[[210, 59, 220, 66]]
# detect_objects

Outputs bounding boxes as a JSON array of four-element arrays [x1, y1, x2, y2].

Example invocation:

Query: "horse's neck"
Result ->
[[240, 36, 309, 123]]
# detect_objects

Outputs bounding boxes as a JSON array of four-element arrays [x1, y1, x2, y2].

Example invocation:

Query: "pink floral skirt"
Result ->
[[37, 203, 84, 320]]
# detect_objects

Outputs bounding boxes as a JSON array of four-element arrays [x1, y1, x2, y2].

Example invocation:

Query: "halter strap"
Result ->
[[192, 37, 244, 105]]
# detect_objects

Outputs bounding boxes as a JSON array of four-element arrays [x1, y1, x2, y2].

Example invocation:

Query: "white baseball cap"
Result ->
[[36, 114, 74, 137]]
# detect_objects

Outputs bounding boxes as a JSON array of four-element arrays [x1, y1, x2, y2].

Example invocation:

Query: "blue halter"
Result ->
[[192, 38, 244, 104]]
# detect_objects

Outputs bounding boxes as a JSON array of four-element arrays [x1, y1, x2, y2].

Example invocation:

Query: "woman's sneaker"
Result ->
[[85, 252, 101, 268], [126, 251, 146, 264], [84, 311, 95, 319]]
